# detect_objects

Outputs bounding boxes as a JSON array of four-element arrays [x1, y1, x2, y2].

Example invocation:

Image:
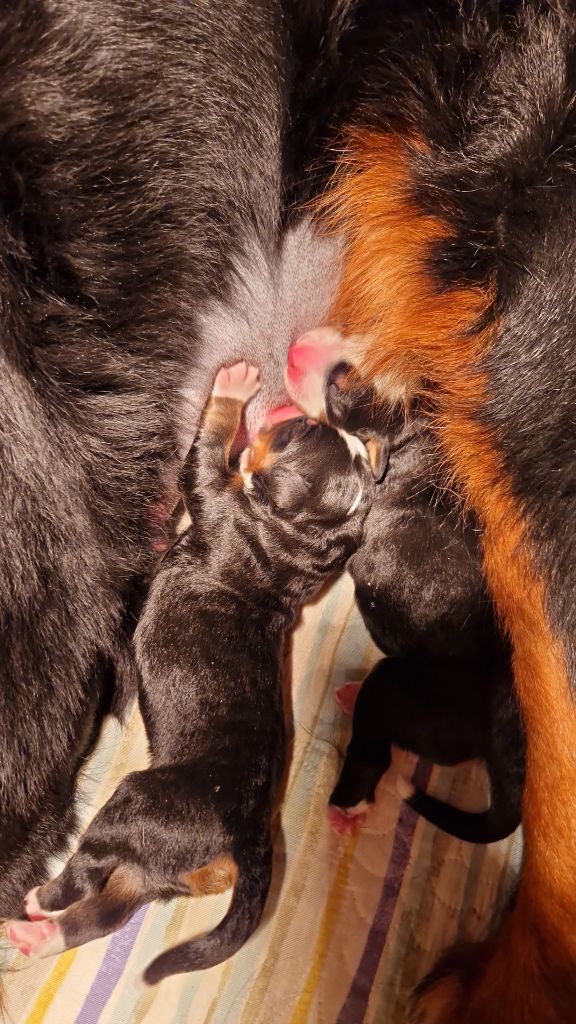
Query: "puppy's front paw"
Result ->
[[6, 918, 65, 959], [25, 886, 59, 921], [213, 361, 261, 402], [327, 801, 369, 835], [334, 681, 362, 716]]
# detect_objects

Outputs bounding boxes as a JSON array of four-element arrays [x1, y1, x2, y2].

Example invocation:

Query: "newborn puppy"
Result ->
[[285, 330, 525, 844], [5, 361, 380, 983]]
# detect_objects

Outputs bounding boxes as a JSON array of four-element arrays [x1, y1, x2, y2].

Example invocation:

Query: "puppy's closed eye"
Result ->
[[269, 417, 313, 452], [251, 464, 311, 514]]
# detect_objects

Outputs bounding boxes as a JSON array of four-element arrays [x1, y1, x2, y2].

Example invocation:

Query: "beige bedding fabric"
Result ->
[[2, 572, 522, 1024]]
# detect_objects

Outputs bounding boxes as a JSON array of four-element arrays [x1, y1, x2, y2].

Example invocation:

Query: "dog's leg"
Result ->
[[329, 666, 393, 834], [179, 361, 260, 502], [5, 862, 148, 959], [314, 130, 576, 1022], [4, 770, 171, 958], [328, 746, 387, 835]]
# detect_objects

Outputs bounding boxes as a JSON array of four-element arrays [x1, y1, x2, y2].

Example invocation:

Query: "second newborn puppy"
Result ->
[[285, 330, 525, 844], [5, 361, 379, 983]]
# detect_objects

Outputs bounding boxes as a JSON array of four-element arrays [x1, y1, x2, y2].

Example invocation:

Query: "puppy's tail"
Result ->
[[407, 790, 521, 843], [407, 698, 525, 844], [143, 843, 272, 985]]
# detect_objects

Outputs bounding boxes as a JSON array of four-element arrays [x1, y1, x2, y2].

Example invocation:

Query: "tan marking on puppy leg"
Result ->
[[201, 396, 245, 457], [242, 431, 279, 475], [103, 864, 148, 903], [183, 855, 238, 897]]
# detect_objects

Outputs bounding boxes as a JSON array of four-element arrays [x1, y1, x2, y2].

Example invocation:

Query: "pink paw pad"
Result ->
[[5, 918, 64, 959], [212, 361, 261, 402], [334, 682, 362, 716], [327, 804, 367, 836], [25, 886, 51, 922]]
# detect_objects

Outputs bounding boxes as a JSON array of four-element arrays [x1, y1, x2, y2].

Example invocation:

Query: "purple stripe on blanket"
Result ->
[[74, 904, 149, 1024], [336, 759, 433, 1024]]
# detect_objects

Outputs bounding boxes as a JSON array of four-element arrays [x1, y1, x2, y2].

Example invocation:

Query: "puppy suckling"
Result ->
[[5, 361, 380, 983], [285, 329, 525, 844]]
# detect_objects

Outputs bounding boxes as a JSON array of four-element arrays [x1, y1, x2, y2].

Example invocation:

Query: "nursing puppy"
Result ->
[[286, 333, 524, 843], [300, 6, 576, 1018], [0, 0, 359, 919], [4, 362, 379, 983]]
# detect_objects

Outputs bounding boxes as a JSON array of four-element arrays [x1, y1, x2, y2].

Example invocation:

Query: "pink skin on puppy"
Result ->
[[328, 683, 367, 835], [327, 802, 369, 836], [5, 886, 66, 959], [5, 919, 63, 959], [259, 403, 303, 431], [284, 327, 350, 419], [334, 681, 362, 717]]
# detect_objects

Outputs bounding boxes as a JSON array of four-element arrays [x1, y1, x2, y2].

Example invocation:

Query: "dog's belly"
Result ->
[[177, 217, 342, 456]]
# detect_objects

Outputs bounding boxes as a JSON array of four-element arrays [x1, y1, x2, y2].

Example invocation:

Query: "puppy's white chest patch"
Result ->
[[347, 486, 364, 516], [337, 428, 369, 462]]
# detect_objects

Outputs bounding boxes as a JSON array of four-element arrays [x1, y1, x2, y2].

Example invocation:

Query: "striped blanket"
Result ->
[[2, 572, 522, 1024]]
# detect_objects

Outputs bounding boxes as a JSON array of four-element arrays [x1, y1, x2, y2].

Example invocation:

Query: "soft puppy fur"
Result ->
[[293, 4, 576, 1019], [0, 0, 358, 918], [0, 0, 288, 917], [4, 1, 576, 1019], [4, 362, 379, 982], [287, 335, 525, 844]]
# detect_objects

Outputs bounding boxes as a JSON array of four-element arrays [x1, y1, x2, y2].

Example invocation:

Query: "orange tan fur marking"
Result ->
[[202, 396, 245, 463], [319, 130, 490, 410], [323, 130, 576, 1020], [102, 864, 147, 903], [183, 855, 238, 897], [242, 431, 279, 475]]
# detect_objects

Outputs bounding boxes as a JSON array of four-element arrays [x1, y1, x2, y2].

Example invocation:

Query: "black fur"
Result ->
[[337, 0, 576, 693], [3, 1, 576, 1015], [10, 374, 377, 981], [324, 371, 525, 843], [0, 0, 347, 916]]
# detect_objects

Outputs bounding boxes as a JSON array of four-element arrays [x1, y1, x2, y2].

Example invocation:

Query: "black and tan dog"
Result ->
[[5, 361, 380, 982], [285, 7, 576, 1015], [0, 0, 357, 921], [5, 2, 576, 1020], [289, 343, 525, 844]]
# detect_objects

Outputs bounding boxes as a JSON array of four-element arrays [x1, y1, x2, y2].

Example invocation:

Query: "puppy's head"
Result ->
[[239, 415, 383, 527], [284, 327, 408, 422], [323, 362, 419, 470], [284, 328, 414, 476]]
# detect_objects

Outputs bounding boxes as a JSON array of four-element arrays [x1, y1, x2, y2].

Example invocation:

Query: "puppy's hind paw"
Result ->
[[334, 681, 362, 716], [213, 361, 261, 402], [5, 918, 65, 959], [24, 886, 56, 922], [327, 802, 368, 836]]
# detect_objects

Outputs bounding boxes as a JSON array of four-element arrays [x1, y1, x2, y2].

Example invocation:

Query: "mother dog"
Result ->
[[0, 0, 348, 915], [288, 4, 576, 1022], [1, 2, 574, 1023]]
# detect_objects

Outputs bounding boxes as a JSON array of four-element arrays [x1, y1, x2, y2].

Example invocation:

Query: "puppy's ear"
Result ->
[[251, 465, 311, 515], [325, 376, 354, 425], [365, 438, 389, 482], [325, 364, 375, 434]]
